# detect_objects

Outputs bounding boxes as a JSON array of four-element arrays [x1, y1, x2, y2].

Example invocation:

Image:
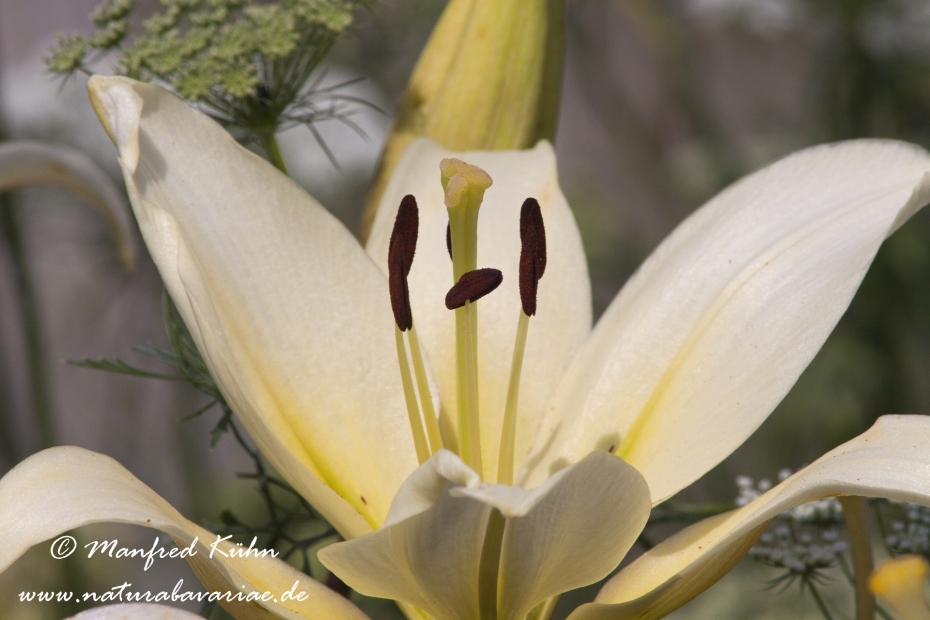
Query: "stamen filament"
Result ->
[[498, 311, 530, 485], [478, 509, 506, 620], [408, 324, 443, 453], [395, 325, 431, 464]]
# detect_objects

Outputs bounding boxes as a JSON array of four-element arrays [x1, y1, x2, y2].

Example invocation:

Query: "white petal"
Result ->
[[522, 140, 930, 501], [0, 447, 369, 620], [367, 138, 591, 481], [320, 475, 489, 620], [497, 452, 650, 620], [319, 451, 650, 620], [569, 415, 930, 620], [0, 140, 137, 268], [67, 604, 203, 619], [88, 75, 420, 536], [382, 449, 481, 526]]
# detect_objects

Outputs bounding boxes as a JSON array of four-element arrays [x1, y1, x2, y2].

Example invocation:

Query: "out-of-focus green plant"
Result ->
[[46, 0, 373, 170]]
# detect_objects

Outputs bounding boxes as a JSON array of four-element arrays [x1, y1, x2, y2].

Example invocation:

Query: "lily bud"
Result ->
[[869, 555, 930, 620], [362, 0, 565, 238]]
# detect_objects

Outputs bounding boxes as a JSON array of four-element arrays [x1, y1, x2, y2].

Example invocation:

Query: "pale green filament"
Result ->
[[442, 158, 492, 476], [395, 325, 431, 464], [498, 311, 530, 485], [458, 301, 482, 473], [478, 508, 506, 620], [408, 324, 443, 453]]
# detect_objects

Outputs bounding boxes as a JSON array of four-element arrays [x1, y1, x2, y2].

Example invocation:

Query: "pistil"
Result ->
[[498, 198, 547, 485], [442, 158, 493, 475]]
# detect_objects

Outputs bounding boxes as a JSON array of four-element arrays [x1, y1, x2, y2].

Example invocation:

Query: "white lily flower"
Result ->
[[4, 75, 930, 620]]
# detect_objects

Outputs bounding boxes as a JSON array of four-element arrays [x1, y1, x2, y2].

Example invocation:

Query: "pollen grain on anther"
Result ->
[[445, 268, 503, 309]]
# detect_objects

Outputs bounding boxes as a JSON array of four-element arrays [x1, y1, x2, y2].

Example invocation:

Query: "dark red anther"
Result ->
[[520, 198, 546, 278], [388, 195, 419, 330], [520, 226, 540, 316], [445, 268, 503, 310], [519, 198, 547, 316], [391, 195, 418, 277]]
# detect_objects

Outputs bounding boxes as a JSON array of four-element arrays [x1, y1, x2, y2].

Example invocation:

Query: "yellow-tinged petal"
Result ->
[[366, 138, 591, 482], [363, 0, 564, 235], [567, 415, 930, 620], [319, 450, 649, 620], [88, 75, 423, 536], [0, 140, 137, 269], [523, 140, 930, 502], [0, 447, 370, 620], [870, 556, 930, 620], [67, 604, 204, 619]]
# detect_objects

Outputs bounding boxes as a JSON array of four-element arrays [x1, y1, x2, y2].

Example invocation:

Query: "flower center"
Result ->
[[387, 160, 547, 484]]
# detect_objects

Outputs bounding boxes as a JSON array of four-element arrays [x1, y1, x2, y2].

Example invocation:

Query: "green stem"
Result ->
[[262, 133, 288, 175], [1, 200, 56, 450], [808, 580, 837, 620], [840, 496, 875, 620]]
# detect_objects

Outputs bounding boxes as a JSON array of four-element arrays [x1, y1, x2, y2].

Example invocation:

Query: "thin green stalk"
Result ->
[[261, 133, 289, 175], [498, 311, 530, 485], [478, 509, 506, 620], [808, 580, 837, 620], [1, 200, 56, 450], [457, 300, 482, 474], [839, 496, 875, 620], [408, 325, 443, 453], [395, 326, 431, 464]]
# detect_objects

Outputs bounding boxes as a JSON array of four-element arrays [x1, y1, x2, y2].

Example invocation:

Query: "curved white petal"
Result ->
[[319, 450, 650, 620], [0, 447, 369, 620], [0, 140, 137, 269], [367, 138, 591, 481], [497, 452, 650, 620], [67, 604, 203, 619], [522, 140, 930, 501], [320, 452, 489, 620], [567, 415, 930, 620], [88, 75, 421, 535]]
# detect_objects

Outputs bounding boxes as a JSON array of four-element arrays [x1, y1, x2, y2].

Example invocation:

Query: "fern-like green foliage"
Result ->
[[72, 291, 339, 584], [47, 0, 373, 161], [70, 291, 224, 424]]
